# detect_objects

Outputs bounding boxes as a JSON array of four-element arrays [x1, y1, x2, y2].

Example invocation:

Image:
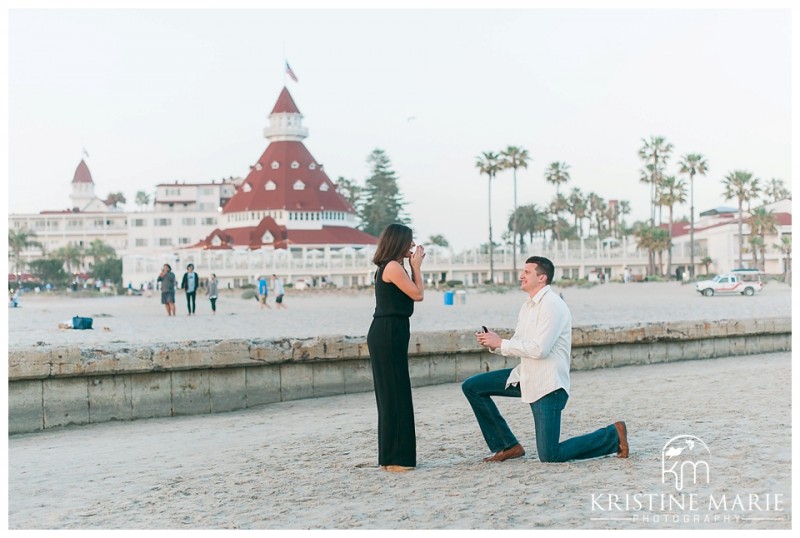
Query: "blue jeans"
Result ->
[[462, 368, 619, 462]]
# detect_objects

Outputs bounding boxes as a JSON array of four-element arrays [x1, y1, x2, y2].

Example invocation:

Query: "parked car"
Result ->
[[695, 273, 764, 297]]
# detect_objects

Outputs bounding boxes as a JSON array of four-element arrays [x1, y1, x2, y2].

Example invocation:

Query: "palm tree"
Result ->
[[586, 192, 606, 238], [500, 146, 531, 278], [762, 178, 790, 204], [476, 151, 502, 283], [701, 255, 713, 275], [567, 188, 587, 237], [639, 136, 673, 226], [748, 207, 778, 271], [105, 192, 127, 209], [548, 193, 569, 241], [135, 191, 152, 211], [86, 239, 117, 270], [657, 176, 688, 278], [652, 227, 671, 276], [633, 222, 658, 276], [54, 243, 84, 275], [544, 161, 570, 197], [678, 153, 709, 277], [427, 234, 449, 248], [618, 200, 632, 238], [773, 235, 791, 284], [8, 227, 43, 278], [722, 170, 760, 268]]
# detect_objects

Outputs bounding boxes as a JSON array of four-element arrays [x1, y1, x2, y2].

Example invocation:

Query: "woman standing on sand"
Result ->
[[207, 273, 219, 315], [367, 224, 425, 473]]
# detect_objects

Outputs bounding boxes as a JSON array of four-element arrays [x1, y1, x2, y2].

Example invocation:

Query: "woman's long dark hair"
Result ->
[[372, 223, 413, 266]]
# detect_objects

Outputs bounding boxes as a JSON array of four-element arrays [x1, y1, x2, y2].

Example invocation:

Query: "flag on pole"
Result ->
[[285, 61, 298, 82]]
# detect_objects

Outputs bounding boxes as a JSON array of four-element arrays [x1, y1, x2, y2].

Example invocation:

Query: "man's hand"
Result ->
[[476, 330, 501, 351]]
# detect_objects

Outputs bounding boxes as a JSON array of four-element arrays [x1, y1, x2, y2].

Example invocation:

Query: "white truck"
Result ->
[[695, 272, 764, 297]]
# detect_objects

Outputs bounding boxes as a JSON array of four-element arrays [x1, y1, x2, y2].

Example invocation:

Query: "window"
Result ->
[[201, 217, 216, 225], [178, 237, 191, 245], [309, 163, 316, 170], [243, 183, 252, 192], [271, 161, 280, 169], [291, 161, 300, 169], [265, 180, 277, 191], [133, 219, 146, 227], [158, 238, 172, 246], [320, 183, 329, 192], [135, 238, 148, 247], [155, 218, 172, 226], [202, 188, 213, 195], [293, 180, 305, 190], [181, 217, 196, 226]]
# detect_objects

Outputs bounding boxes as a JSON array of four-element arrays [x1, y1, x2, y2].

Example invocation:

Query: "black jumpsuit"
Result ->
[[367, 263, 416, 467]]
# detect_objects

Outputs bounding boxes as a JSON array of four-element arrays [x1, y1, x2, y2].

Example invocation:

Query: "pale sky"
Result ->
[[6, 4, 793, 250]]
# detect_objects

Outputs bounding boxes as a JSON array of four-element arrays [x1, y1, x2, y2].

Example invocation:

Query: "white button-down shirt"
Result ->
[[492, 285, 572, 404]]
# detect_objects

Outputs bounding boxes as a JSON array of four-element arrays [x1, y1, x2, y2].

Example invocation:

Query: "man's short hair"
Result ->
[[526, 256, 555, 285]]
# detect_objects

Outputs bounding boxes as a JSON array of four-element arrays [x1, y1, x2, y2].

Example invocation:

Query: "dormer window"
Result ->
[[242, 183, 252, 192], [255, 162, 263, 171], [293, 180, 305, 190], [309, 163, 317, 170], [212, 236, 222, 246], [265, 180, 277, 191], [271, 161, 280, 169], [320, 183, 330, 192], [291, 161, 300, 169], [262, 231, 274, 243]]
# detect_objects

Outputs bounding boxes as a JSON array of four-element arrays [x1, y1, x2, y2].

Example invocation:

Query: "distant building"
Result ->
[[199, 86, 377, 249]]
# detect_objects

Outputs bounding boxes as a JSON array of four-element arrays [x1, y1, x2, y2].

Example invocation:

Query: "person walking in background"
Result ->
[[206, 273, 219, 315], [272, 274, 287, 309], [257, 275, 270, 309], [463, 256, 628, 463], [180, 263, 200, 315], [157, 264, 176, 317], [367, 223, 426, 473]]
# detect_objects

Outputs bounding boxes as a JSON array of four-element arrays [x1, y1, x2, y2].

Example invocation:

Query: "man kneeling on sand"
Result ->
[[463, 256, 629, 463]]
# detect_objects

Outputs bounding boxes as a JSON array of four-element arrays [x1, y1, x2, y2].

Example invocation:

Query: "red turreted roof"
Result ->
[[223, 141, 354, 214], [72, 160, 93, 184], [285, 226, 378, 245], [191, 220, 377, 250], [270, 87, 301, 114]]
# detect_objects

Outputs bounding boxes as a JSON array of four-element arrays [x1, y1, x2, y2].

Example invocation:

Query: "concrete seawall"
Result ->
[[8, 317, 791, 434]]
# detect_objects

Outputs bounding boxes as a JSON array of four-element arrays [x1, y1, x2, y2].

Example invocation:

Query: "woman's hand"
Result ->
[[409, 245, 425, 270]]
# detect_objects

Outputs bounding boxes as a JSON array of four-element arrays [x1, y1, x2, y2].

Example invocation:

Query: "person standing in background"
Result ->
[[206, 273, 219, 315], [272, 274, 288, 309], [258, 275, 270, 310], [157, 264, 176, 317], [180, 263, 200, 315]]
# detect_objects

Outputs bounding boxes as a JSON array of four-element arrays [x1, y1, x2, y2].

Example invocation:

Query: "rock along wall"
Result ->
[[8, 317, 791, 434]]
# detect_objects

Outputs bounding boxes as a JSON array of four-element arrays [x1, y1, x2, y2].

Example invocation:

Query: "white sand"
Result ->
[[6, 281, 793, 349], [6, 281, 794, 530]]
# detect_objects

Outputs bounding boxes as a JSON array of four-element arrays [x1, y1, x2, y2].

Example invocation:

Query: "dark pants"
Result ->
[[462, 368, 619, 462], [209, 298, 216, 312], [186, 291, 196, 314], [367, 315, 416, 467]]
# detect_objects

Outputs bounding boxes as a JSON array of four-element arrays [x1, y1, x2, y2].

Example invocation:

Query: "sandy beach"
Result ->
[[6, 280, 793, 349], [6, 281, 794, 530]]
